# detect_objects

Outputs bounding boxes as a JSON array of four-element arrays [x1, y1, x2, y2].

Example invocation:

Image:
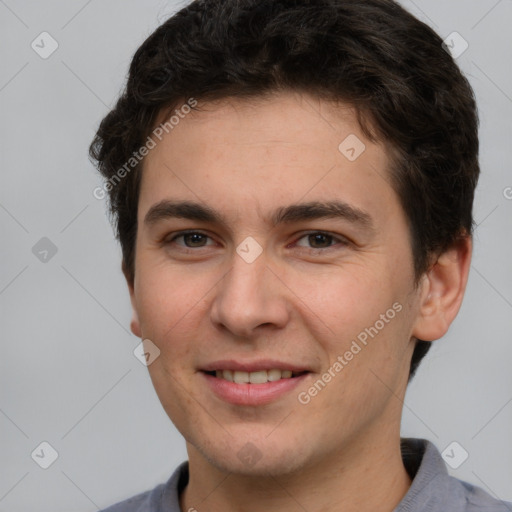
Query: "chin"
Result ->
[[212, 452, 307, 478], [192, 433, 313, 477]]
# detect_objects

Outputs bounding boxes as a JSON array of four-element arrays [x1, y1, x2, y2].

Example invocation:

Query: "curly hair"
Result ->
[[89, 0, 479, 381]]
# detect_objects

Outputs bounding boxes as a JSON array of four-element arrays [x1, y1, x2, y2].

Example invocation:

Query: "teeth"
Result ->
[[267, 369, 282, 382], [249, 370, 268, 384], [215, 369, 299, 383], [233, 371, 250, 384]]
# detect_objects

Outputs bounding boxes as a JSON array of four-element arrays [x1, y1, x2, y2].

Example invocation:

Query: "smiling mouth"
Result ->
[[204, 369, 309, 384]]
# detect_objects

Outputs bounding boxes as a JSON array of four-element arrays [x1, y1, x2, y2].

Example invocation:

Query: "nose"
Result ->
[[210, 246, 291, 339]]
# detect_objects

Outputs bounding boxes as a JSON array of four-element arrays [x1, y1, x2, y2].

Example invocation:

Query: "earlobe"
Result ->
[[130, 309, 142, 338], [412, 235, 472, 342], [123, 261, 142, 338]]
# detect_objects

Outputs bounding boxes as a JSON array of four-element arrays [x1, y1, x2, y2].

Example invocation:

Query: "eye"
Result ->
[[293, 231, 348, 250], [167, 231, 216, 248]]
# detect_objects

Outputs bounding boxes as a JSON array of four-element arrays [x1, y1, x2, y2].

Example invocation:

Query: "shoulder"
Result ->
[[457, 478, 512, 512], [98, 485, 160, 512], [397, 438, 511, 512], [98, 461, 188, 512]]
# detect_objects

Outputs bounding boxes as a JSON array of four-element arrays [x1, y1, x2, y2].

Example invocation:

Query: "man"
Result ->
[[90, 0, 511, 510]]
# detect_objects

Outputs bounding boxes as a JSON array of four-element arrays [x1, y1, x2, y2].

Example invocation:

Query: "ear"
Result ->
[[122, 260, 142, 338], [412, 234, 472, 342]]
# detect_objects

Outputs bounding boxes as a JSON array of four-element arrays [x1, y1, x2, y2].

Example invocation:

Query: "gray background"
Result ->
[[1, 0, 511, 510]]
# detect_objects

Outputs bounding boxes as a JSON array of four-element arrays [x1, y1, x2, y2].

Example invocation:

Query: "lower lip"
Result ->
[[201, 372, 309, 406]]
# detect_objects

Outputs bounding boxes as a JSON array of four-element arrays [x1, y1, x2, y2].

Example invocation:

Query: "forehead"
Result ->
[[138, 91, 399, 229]]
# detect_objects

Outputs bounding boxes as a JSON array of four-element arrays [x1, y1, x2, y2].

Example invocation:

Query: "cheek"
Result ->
[[133, 263, 200, 363], [293, 262, 413, 381], [290, 260, 395, 334]]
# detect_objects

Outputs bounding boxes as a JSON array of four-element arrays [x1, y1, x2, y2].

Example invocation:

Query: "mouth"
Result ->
[[203, 369, 309, 384], [199, 361, 312, 405]]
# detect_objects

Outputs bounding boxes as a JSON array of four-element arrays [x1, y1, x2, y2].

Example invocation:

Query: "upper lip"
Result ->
[[200, 359, 311, 373]]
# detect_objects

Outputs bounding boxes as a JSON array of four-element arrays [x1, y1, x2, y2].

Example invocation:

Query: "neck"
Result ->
[[179, 426, 412, 512]]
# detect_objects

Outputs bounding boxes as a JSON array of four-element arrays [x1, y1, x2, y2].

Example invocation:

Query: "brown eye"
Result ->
[[294, 231, 347, 250], [181, 233, 208, 247], [308, 233, 333, 248], [167, 231, 214, 248]]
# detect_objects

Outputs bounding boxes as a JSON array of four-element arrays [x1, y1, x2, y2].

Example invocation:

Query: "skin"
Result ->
[[125, 91, 472, 512]]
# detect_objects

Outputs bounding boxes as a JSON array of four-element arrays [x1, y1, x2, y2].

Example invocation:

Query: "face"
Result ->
[[128, 91, 427, 476]]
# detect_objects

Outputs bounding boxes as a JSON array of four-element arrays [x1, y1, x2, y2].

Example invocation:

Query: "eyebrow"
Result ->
[[144, 199, 374, 231]]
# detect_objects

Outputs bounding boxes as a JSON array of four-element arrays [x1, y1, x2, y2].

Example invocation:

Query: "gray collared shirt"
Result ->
[[100, 438, 511, 511]]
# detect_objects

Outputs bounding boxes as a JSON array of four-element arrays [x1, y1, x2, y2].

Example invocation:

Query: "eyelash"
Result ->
[[165, 230, 349, 253]]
